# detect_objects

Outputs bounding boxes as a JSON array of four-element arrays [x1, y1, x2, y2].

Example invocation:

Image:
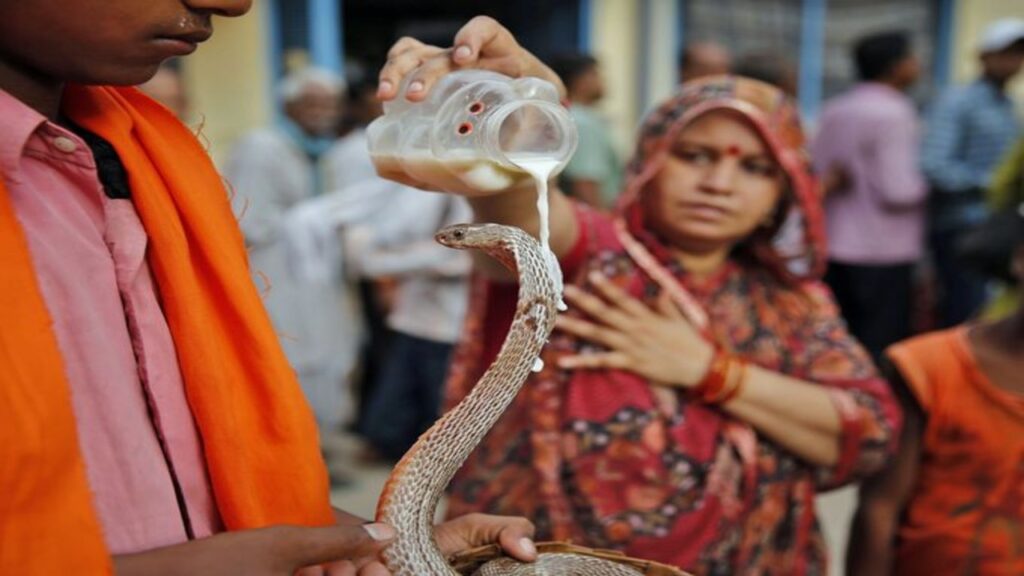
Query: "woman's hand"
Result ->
[[555, 272, 715, 387], [377, 16, 565, 102]]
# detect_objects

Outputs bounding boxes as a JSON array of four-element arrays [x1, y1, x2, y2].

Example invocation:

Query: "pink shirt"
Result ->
[[813, 83, 927, 264], [0, 89, 221, 554]]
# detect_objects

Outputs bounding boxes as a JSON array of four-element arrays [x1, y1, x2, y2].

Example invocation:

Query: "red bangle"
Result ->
[[692, 348, 729, 402], [692, 348, 748, 405]]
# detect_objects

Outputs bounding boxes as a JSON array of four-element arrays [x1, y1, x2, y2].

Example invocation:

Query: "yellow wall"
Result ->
[[953, 0, 1024, 106], [591, 0, 642, 154], [644, 0, 681, 111], [182, 4, 272, 165]]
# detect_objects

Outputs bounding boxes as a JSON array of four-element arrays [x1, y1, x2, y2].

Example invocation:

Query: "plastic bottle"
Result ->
[[366, 70, 577, 196]]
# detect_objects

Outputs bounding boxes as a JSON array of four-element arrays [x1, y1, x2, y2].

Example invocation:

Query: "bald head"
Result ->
[[679, 42, 732, 83]]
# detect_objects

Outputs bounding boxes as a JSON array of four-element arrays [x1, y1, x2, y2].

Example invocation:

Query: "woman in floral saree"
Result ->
[[378, 18, 902, 575]]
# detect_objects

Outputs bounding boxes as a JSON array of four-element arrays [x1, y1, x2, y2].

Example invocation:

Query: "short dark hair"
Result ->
[[854, 31, 912, 81], [548, 53, 598, 92]]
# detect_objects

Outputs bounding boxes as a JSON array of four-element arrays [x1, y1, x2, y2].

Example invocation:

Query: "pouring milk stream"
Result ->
[[366, 70, 578, 372]]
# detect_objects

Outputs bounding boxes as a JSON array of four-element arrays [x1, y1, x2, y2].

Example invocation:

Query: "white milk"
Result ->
[[507, 153, 567, 311], [374, 150, 567, 310], [532, 358, 545, 373], [372, 154, 530, 194]]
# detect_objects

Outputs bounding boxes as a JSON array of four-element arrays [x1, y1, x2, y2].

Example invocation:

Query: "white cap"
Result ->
[[978, 18, 1024, 53]]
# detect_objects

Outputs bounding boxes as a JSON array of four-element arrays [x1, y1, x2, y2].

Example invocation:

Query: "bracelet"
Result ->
[[691, 348, 749, 405], [716, 360, 748, 404], [691, 347, 729, 402]]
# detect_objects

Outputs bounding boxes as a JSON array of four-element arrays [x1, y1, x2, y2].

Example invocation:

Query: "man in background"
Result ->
[[814, 30, 926, 361], [226, 67, 357, 436], [922, 18, 1024, 327], [550, 53, 622, 209], [678, 41, 732, 83]]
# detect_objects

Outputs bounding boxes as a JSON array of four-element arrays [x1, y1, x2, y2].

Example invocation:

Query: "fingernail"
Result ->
[[377, 80, 393, 95], [408, 80, 424, 93], [455, 45, 473, 60], [519, 537, 537, 557], [363, 523, 396, 541], [563, 285, 579, 296], [588, 271, 605, 283]]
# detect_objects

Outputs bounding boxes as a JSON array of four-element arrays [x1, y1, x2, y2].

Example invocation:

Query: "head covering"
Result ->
[[614, 76, 826, 296], [978, 18, 1024, 53]]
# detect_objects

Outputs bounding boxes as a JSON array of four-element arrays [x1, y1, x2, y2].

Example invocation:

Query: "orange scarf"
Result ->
[[0, 86, 334, 574]]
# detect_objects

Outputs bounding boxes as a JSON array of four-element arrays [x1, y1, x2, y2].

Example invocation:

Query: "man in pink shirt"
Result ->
[[0, 1, 536, 574], [813, 31, 927, 361]]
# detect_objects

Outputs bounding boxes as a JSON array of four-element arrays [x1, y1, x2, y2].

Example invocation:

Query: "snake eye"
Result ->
[[452, 229, 465, 240], [456, 122, 473, 136], [468, 101, 485, 115]]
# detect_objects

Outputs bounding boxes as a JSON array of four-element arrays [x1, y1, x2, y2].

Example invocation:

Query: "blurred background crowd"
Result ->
[[140, 1, 1024, 574]]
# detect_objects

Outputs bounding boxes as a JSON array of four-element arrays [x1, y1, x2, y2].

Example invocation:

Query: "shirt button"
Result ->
[[52, 136, 78, 153]]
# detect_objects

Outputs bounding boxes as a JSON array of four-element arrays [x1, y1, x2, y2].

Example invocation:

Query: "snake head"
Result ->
[[435, 223, 510, 249]]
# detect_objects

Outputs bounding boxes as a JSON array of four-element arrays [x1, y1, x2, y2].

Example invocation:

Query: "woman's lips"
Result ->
[[679, 202, 730, 221]]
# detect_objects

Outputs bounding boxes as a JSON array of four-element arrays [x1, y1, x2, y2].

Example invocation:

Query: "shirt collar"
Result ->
[[857, 81, 905, 99], [0, 88, 48, 175]]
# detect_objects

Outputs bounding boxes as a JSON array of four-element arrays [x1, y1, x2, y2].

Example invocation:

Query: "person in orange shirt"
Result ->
[[0, 1, 535, 574], [847, 204, 1024, 575]]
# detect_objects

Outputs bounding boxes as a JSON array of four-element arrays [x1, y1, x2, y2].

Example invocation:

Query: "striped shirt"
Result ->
[[921, 79, 1021, 230]]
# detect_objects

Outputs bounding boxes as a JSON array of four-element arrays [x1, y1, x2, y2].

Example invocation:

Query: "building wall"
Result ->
[[590, 0, 643, 154], [180, 1, 1024, 167], [182, 3, 273, 164], [643, 0, 682, 112], [952, 0, 1024, 106]]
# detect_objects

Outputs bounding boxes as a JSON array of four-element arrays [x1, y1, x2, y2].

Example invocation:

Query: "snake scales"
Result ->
[[374, 223, 687, 576]]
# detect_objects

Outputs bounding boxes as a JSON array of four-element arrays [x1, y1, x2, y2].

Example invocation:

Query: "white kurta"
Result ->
[[320, 128, 472, 343], [348, 189, 472, 345], [224, 127, 358, 431]]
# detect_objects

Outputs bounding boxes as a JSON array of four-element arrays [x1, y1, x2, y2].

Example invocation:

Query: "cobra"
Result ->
[[374, 223, 688, 576]]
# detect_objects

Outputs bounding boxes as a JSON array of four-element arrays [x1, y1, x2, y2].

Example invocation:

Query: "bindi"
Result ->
[[723, 144, 743, 157]]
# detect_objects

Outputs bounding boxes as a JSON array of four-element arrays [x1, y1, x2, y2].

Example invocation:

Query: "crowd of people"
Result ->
[[2, 1, 1023, 575]]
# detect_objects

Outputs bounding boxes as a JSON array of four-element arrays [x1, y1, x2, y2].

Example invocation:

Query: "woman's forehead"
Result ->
[[673, 110, 770, 154]]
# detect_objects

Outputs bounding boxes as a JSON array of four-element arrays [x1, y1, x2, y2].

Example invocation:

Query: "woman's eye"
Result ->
[[741, 159, 779, 178], [675, 148, 714, 164]]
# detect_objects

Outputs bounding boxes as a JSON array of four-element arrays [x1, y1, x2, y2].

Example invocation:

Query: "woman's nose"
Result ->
[[699, 159, 737, 195]]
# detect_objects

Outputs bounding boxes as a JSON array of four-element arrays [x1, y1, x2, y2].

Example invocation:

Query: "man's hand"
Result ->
[[377, 16, 565, 102], [114, 523, 396, 576], [434, 513, 537, 562]]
